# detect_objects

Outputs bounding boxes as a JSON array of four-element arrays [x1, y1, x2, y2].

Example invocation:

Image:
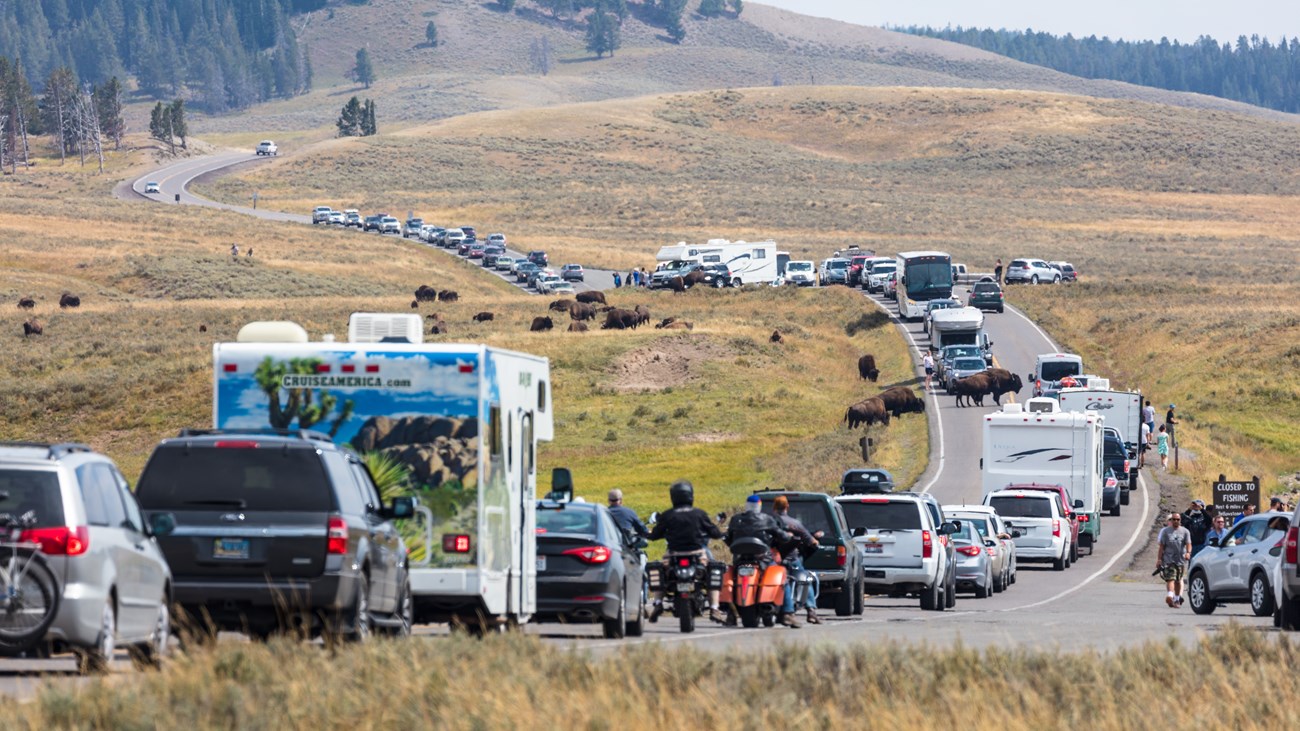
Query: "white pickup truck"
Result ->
[[256, 140, 278, 156]]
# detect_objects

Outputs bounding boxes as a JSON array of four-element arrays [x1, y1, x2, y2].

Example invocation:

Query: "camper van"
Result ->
[[653, 239, 779, 286], [1058, 386, 1142, 491], [213, 313, 554, 630], [1029, 352, 1085, 398], [928, 306, 991, 356], [982, 400, 1106, 549]]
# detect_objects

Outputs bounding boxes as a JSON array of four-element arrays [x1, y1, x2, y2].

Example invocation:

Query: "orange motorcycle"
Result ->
[[720, 537, 787, 628]]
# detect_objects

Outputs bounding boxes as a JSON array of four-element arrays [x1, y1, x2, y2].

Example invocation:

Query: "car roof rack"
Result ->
[[175, 428, 334, 443], [0, 442, 95, 459]]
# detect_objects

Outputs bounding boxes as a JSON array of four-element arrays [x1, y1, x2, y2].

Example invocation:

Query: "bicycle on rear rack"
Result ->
[[0, 511, 61, 656]]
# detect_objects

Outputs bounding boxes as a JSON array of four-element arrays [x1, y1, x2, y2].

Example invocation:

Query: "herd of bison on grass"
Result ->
[[410, 286, 714, 336], [15, 293, 81, 337]]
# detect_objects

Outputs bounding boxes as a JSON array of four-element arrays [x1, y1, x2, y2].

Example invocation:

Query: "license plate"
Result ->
[[536, 555, 546, 572], [213, 538, 250, 560], [676, 582, 694, 592], [738, 566, 757, 576], [863, 544, 883, 554]]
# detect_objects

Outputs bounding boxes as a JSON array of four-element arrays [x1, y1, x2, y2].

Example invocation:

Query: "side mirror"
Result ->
[[985, 539, 997, 548], [1011, 529, 1024, 539], [851, 527, 866, 537], [148, 512, 176, 538], [1207, 537, 1220, 548], [1027, 372, 1035, 383], [385, 496, 415, 520], [938, 521, 959, 536], [1073, 499, 1084, 509]]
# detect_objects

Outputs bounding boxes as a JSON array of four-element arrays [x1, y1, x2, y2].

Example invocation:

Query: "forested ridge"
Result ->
[[0, 0, 321, 113], [904, 26, 1300, 114]]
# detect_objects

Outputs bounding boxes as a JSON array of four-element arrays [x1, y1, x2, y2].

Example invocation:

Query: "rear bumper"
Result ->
[[860, 565, 935, 593], [173, 573, 354, 630], [1014, 541, 1065, 561]]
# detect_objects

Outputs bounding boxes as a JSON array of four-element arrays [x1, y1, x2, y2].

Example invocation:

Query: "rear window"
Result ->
[[973, 283, 1000, 293], [136, 447, 333, 512], [839, 501, 922, 530], [989, 496, 1053, 519], [953, 358, 986, 371], [761, 498, 835, 536], [1010, 260, 1028, 267], [1040, 361, 1082, 382], [537, 507, 598, 536], [0, 470, 65, 527], [956, 516, 992, 538]]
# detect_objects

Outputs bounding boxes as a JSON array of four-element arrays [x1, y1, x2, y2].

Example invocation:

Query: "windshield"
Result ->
[[870, 263, 896, 274], [953, 358, 986, 371], [536, 507, 597, 536], [988, 496, 1053, 519], [1040, 361, 1082, 382], [827, 260, 848, 270], [903, 259, 954, 298], [839, 501, 922, 530], [137, 448, 332, 512], [954, 516, 992, 538], [787, 262, 812, 272]]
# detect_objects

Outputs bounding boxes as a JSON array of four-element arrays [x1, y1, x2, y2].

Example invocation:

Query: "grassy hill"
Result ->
[[188, 0, 1293, 135], [199, 84, 1300, 491]]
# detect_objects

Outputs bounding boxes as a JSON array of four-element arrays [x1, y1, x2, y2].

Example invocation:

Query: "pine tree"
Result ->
[[93, 77, 125, 150], [498, 0, 516, 10], [698, 0, 724, 18], [585, 4, 621, 58], [149, 101, 174, 154], [169, 99, 188, 149], [365, 99, 377, 136], [425, 21, 438, 47], [728, 0, 743, 15], [353, 48, 374, 89], [666, 14, 686, 44], [336, 96, 363, 136]]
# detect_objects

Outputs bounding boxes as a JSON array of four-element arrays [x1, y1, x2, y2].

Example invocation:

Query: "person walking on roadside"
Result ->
[[922, 351, 935, 391], [1165, 403, 1178, 445], [1234, 503, 1257, 525], [1156, 424, 1170, 470], [1142, 400, 1157, 443], [1139, 420, 1152, 468], [1157, 513, 1192, 607], [612, 272, 621, 288], [993, 258, 1003, 285], [1182, 499, 1211, 556], [230, 243, 239, 258], [1205, 515, 1230, 548]]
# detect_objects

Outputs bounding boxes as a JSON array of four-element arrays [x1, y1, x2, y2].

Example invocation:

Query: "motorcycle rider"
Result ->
[[647, 480, 725, 623], [724, 495, 800, 628], [772, 495, 822, 624]]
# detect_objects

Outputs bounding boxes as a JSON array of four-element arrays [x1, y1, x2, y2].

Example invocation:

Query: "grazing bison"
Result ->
[[437, 290, 459, 302], [22, 319, 43, 337], [549, 299, 574, 312], [983, 368, 1024, 405], [878, 386, 926, 417], [951, 374, 992, 408], [17, 297, 35, 310], [414, 284, 438, 302], [59, 293, 80, 309], [530, 316, 554, 332], [857, 354, 880, 382], [770, 330, 783, 343], [410, 300, 419, 309], [655, 317, 677, 329], [633, 305, 651, 326], [575, 291, 606, 305], [569, 302, 598, 321], [567, 322, 589, 332], [602, 308, 638, 330], [199, 324, 208, 333], [472, 312, 495, 322], [666, 276, 686, 293], [844, 397, 890, 429], [660, 321, 693, 330], [429, 320, 449, 335]]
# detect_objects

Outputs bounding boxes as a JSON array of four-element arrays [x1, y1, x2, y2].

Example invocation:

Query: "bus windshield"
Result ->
[[903, 259, 954, 299]]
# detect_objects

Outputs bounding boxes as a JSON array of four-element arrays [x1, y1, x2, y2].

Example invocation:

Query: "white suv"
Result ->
[[835, 493, 960, 611], [983, 489, 1073, 570], [0, 442, 172, 671], [1004, 258, 1060, 285]]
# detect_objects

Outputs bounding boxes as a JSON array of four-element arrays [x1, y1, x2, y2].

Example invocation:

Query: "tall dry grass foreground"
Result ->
[[6, 624, 1296, 729]]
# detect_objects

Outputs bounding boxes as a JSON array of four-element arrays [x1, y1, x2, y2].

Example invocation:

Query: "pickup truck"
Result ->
[[952, 263, 995, 285], [256, 140, 278, 156], [311, 206, 333, 224]]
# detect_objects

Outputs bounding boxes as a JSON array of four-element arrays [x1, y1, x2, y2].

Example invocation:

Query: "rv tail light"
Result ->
[[21, 525, 89, 555], [458, 364, 475, 373], [562, 545, 611, 564], [327, 517, 348, 554], [956, 545, 982, 557], [442, 534, 472, 553], [341, 364, 356, 373], [1052, 520, 1062, 538], [836, 544, 847, 567], [365, 364, 380, 373], [315, 364, 331, 373], [1285, 527, 1299, 565], [922, 530, 933, 559], [222, 363, 238, 373]]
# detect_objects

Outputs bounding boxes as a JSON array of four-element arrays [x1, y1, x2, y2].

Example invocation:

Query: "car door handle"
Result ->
[[1252, 549, 1259, 554], [134, 543, 147, 551]]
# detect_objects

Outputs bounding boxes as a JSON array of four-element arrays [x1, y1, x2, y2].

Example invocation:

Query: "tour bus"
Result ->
[[895, 251, 955, 320]]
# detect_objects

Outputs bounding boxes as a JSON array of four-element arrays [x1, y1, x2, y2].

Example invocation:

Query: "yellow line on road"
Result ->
[[990, 354, 1016, 403]]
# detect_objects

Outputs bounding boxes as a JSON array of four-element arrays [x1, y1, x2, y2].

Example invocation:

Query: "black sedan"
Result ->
[[535, 501, 645, 638]]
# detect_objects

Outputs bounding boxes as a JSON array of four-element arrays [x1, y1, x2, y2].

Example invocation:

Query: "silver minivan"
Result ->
[[0, 443, 172, 672]]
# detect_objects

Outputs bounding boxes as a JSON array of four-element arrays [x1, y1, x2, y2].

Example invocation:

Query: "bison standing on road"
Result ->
[[983, 368, 1024, 405], [59, 293, 80, 309], [951, 374, 992, 407], [857, 354, 880, 382], [844, 397, 890, 429], [878, 386, 926, 417], [576, 291, 606, 305], [530, 316, 554, 332], [17, 297, 35, 310]]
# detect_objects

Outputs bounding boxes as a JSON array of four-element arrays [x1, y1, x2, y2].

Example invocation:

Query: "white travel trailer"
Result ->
[[213, 314, 554, 630], [928, 306, 990, 355], [654, 239, 779, 286]]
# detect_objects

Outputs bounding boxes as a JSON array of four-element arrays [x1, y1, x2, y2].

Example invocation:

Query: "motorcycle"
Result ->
[[782, 550, 815, 613], [720, 537, 788, 628], [647, 553, 722, 633]]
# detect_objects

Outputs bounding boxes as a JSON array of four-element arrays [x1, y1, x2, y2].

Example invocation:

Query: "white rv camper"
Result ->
[[653, 239, 779, 286]]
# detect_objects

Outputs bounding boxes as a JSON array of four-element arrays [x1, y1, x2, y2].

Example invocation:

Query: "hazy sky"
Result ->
[[758, 1, 1295, 44]]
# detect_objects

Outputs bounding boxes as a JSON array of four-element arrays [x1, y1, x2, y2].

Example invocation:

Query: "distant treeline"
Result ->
[[0, 0, 322, 113], [902, 26, 1300, 113]]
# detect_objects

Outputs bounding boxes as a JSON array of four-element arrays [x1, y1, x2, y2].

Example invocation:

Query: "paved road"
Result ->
[[122, 151, 619, 294]]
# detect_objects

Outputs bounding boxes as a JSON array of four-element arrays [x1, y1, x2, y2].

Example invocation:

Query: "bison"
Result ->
[[575, 291, 606, 305], [472, 312, 495, 322], [410, 300, 419, 309], [549, 299, 574, 312], [666, 276, 686, 293], [414, 284, 438, 302], [844, 397, 890, 429], [770, 330, 783, 343], [22, 319, 43, 337], [567, 322, 589, 332], [59, 293, 80, 309], [983, 368, 1024, 405], [569, 302, 598, 321], [602, 308, 638, 330], [437, 289, 459, 302], [429, 321, 449, 335], [633, 305, 651, 326], [660, 321, 693, 330], [199, 324, 208, 333], [857, 354, 880, 382], [951, 374, 992, 408], [530, 316, 554, 332], [878, 386, 926, 417], [17, 297, 35, 310], [683, 270, 707, 288]]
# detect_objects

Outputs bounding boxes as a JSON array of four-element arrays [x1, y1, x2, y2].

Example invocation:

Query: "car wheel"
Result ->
[[1031, 275, 1039, 285], [1188, 571, 1215, 615], [919, 579, 940, 611], [1250, 572, 1275, 617], [131, 595, 171, 670], [1053, 275, 1061, 284], [1282, 595, 1300, 631], [625, 582, 645, 637], [1110, 502, 1122, 517], [1053, 550, 1067, 571], [346, 574, 372, 643], [853, 576, 865, 615], [1121, 489, 1131, 506], [386, 579, 414, 638], [602, 585, 627, 639], [997, 307, 1004, 313], [676, 597, 694, 633], [834, 577, 854, 616], [1070, 540, 1079, 563], [77, 599, 116, 675], [975, 568, 991, 599], [945, 571, 956, 608]]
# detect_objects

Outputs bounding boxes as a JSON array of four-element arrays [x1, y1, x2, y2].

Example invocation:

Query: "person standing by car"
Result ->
[[1139, 420, 1152, 468], [1156, 513, 1192, 607], [922, 351, 935, 391], [1142, 400, 1157, 443], [772, 496, 821, 624], [993, 258, 1003, 284], [607, 489, 647, 538], [1182, 499, 1211, 555], [647, 480, 725, 623]]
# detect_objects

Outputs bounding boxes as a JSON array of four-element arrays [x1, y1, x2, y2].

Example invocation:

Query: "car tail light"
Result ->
[[21, 525, 89, 555], [922, 530, 933, 559], [1052, 520, 1062, 538], [1123, 460, 1130, 473], [563, 546, 612, 564], [956, 545, 982, 557], [986, 546, 998, 557], [1285, 527, 1299, 565], [214, 440, 259, 449], [442, 534, 471, 554], [836, 545, 847, 568], [327, 517, 348, 554], [1078, 515, 1090, 522]]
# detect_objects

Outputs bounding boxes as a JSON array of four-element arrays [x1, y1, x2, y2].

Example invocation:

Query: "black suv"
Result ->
[[841, 468, 895, 494], [528, 250, 548, 267], [754, 490, 865, 617], [968, 280, 1004, 313], [135, 430, 415, 640]]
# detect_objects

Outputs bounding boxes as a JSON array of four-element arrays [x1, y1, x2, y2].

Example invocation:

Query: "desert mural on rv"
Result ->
[[214, 347, 481, 567]]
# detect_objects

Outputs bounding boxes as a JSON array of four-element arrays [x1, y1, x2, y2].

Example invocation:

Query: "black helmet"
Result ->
[[669, 480, 694, 508]]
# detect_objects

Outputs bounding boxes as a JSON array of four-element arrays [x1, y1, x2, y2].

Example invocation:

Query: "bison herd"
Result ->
[[843, 355, 1027, 433], [410, 282, 692, 337], [14, 293, 82, 339], [844, 383, 926, 429], [949, 368, 1023, 407]]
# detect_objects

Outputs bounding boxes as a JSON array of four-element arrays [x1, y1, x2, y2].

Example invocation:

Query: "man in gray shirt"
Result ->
[[1156, 512, 1193, 608]]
